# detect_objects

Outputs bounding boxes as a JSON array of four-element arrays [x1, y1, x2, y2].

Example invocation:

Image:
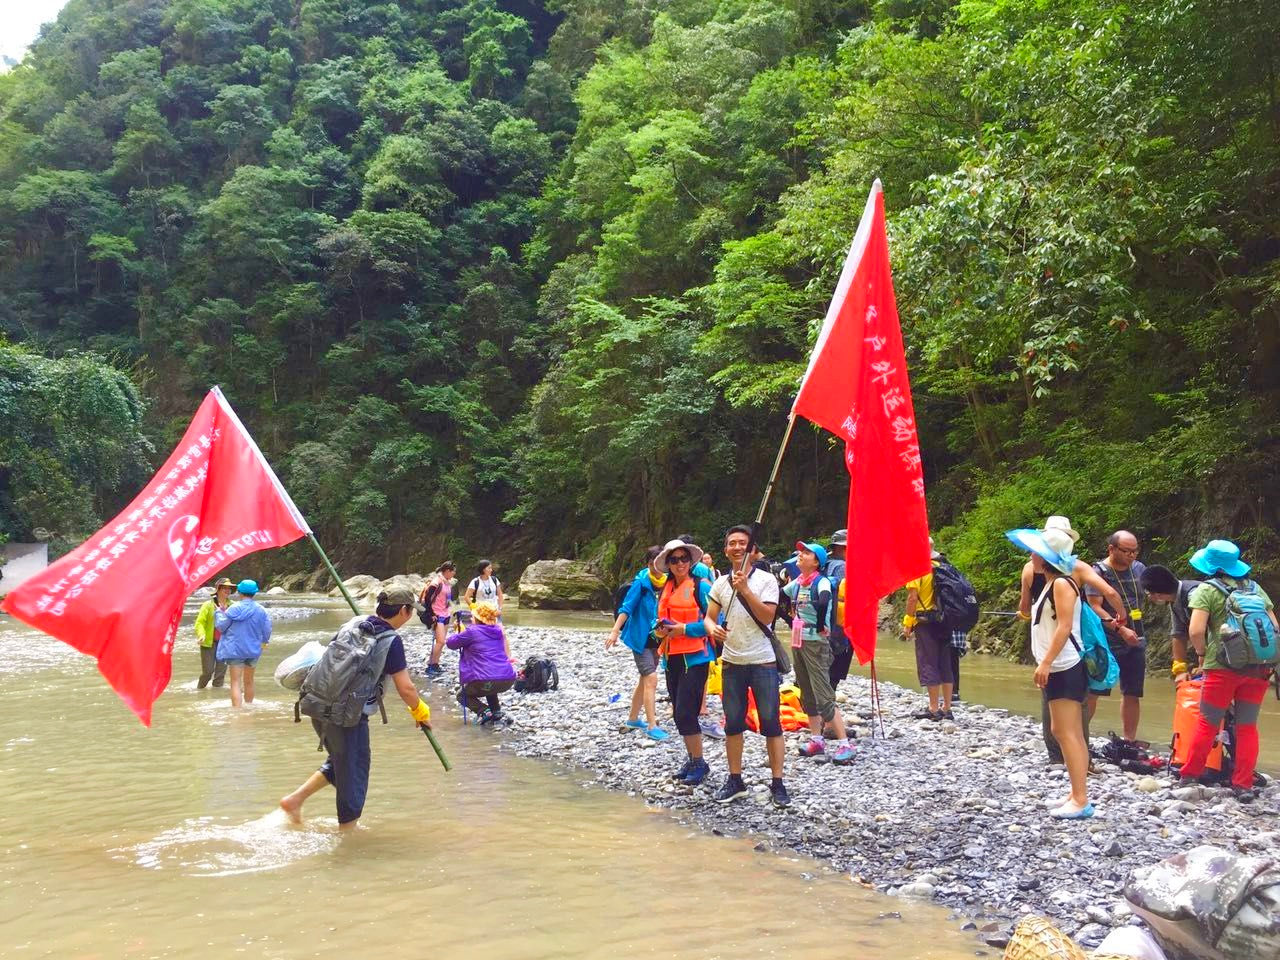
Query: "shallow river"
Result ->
[[0, 600, 978, 960]]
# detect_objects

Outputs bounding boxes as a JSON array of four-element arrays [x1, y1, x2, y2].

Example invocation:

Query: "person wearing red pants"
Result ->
[[1179, 540, 1279, 800]]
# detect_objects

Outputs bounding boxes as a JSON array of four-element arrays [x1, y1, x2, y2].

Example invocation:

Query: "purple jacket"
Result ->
[[446, 623, 517, 684]]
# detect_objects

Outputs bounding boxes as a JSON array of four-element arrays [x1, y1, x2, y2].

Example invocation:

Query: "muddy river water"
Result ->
[[1, 600, 980, 960]]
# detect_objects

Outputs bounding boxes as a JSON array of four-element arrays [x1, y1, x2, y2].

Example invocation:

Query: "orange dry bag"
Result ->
[[1170, 677, 1224, 772]]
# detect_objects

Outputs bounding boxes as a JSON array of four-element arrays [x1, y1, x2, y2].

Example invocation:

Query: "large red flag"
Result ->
[[1, 387, 310, 724], [792, 180, 930, 664]]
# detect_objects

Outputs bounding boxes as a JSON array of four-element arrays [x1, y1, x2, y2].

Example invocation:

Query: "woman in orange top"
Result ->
[[653, 538, 715, 786]]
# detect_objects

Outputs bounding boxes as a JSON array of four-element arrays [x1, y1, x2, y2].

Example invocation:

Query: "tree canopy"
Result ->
[[1, 0, 1276, 588]]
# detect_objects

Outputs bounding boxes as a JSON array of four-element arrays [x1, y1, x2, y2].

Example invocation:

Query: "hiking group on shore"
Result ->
[[196, 518, 1274, 829]]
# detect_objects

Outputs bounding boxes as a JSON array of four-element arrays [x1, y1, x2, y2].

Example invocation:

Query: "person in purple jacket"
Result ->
[[447, 601, 517, 725]]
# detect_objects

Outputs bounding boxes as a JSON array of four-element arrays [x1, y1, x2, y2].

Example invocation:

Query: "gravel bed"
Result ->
[[406, 625, 1280, 951]]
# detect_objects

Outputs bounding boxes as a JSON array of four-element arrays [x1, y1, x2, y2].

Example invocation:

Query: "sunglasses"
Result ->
[[668, 554, 692, 564]]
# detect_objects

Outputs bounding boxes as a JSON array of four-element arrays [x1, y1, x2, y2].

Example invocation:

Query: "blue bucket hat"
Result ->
[[1006, 528, 1077, 576], [794, 541, 829, 569], [236, 579, 260, 596], [1189, 539, 1250, 578]]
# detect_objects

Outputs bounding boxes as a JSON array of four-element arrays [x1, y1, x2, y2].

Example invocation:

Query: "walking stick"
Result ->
[[308, 533, 452, 771]]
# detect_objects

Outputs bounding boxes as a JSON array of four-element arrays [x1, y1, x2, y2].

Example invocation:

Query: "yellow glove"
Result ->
[[1016, 610, 1031, 622], [408, 698, 431, 724], [902, 614, 918, 630], [1171, 660, 1188, 680]]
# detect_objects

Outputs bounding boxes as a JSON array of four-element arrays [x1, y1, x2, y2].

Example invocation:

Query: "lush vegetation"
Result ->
[[1, 0, 1277, 598]]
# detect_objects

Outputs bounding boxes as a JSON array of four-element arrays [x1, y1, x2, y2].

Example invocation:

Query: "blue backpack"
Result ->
[[1037, 578, 1118, 692], [1208, 579, 1279, 668]]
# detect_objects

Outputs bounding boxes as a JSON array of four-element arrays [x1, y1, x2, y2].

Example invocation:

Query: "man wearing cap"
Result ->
[[1085, 530, 1147, 741], [903, 539, 955, 721], [280, 587, 434, 828], [1179, 540, 1279, 798], [194, 578, 234, 689], [215, 579, 273, 708]]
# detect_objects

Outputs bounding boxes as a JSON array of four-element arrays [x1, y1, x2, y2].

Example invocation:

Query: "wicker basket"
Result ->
[[1003, 916, 1088, 960]]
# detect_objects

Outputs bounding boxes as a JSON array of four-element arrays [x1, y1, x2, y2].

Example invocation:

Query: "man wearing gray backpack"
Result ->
[[1178, 540, 1279, 800], [280, 586, 433, 829]]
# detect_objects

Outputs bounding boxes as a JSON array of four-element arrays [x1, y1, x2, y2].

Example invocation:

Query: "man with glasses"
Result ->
[[704, 525, 791, 808], [1086, 530, 1147, 741]]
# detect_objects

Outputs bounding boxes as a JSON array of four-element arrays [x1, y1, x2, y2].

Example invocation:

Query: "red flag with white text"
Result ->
[[791, 180, 930, 664], [0, 387, 310, 724]]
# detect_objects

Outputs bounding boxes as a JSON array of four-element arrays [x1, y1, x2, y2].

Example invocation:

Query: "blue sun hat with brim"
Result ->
[[1006, 528, 1077, 576], [236, 579, 260, 596], [1189, 539, 1250, 578]]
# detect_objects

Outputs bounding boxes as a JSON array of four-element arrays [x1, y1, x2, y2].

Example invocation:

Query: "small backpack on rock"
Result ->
[[515, 657, 559, 693], [295, 616, 397, 736]]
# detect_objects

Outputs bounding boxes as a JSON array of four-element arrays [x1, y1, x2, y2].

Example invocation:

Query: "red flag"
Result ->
[[0, 387, 309, 724], [792, 180, 930, 664]]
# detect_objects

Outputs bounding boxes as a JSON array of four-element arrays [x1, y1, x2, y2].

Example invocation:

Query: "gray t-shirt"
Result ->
[[709, 568, 780, 665], [1085, 558, 1147, 647], [1169, 579, 1201, 642]]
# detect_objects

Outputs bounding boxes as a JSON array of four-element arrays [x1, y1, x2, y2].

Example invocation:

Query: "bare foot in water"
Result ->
[[279, 795, 303, 824]]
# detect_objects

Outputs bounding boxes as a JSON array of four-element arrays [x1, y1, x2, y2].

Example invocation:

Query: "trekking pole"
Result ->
[[306, 532, 453, 771], [755, 412, 798, 524]]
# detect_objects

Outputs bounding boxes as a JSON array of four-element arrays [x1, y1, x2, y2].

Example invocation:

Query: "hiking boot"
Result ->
[[769, 780, 792, 808], [910, 708, 934, 720], [830, 741, 855, 765], [425, 663, 444, 679], [678, 758, 711, 786], [939, 710, 955, 722], [672, 757, 695, 781], [1231, 786, 1258, 804], [797, 736, 825, 757], [713, 775, 749, 804]]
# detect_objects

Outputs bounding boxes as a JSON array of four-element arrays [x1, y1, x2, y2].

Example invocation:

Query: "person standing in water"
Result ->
[[194, 578, 233, 688], [280, 587, 432, 829], [215, 579, 272, 708]]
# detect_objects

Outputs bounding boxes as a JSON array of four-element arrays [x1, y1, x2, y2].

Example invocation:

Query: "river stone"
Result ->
[[1135, 777, 1162, 793], [274, 571, 310, 592], [265, 585, 287, 595], [518, 559, 610, 609], [328, 574, 382, 601], [898, 881, 935, 898]]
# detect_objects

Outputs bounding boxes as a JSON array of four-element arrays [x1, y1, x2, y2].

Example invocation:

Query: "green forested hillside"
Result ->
[[1, 0, 1277, 589]]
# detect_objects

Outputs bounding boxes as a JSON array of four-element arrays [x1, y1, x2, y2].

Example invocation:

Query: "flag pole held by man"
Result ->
[[788, 179, 932, 664]]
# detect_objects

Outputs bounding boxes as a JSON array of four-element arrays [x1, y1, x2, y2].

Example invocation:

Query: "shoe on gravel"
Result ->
[[797, 736, 825, 757], [769, 780, 792, 808], [714, 775, 749, 804], [679, 758, 711, 786], [830, 742, 855, 765]]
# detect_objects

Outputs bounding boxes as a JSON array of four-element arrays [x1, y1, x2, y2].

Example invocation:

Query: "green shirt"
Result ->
[[194, 599, 218, 648], [1187, 577, 1274, 671]]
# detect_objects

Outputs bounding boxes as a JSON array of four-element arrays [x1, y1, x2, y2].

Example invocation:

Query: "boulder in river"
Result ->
[[264, 586, 288, 595], [517, 559, 610, 609], [328, 574, 382, 603]]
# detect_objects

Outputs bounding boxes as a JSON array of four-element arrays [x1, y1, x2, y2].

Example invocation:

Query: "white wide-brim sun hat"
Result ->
[[1006, 527, 1077, 576]]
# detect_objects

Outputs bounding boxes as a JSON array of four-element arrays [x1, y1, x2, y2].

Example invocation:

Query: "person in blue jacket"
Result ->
[[605, 545, 669, 741], [215, 579, 272, 708]]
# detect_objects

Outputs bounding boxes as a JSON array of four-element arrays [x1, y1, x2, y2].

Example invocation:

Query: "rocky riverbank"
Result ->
[[404, 626, 1280, 951]]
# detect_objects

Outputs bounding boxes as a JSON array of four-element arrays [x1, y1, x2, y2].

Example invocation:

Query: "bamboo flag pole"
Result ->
[[307, 533, 452, 772], [754, 411, 799, 526]]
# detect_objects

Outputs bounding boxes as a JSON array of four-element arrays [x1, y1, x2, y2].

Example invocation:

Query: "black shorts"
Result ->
[[1045, 661, 1088, 703], [1093, 643, 1146, 698]]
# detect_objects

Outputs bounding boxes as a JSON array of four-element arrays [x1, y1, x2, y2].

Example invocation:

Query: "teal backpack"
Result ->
[[1036, 578, 1118, 692], [1208, 579, 1279, 668]]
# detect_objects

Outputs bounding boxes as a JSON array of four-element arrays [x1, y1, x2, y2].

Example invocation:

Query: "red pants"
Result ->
[[1181, 669, 1270, 789]]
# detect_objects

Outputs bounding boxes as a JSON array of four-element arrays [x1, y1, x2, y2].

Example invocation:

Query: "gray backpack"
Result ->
[[295, 616, 397, 736]]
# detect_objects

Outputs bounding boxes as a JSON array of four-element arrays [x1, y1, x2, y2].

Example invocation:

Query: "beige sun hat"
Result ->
[[1044, 515, 1081, 544], [653, 538, 705, 574]]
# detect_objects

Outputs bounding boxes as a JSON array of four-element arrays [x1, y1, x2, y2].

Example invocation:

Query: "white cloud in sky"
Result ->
[[1, 1, 73, 67]]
